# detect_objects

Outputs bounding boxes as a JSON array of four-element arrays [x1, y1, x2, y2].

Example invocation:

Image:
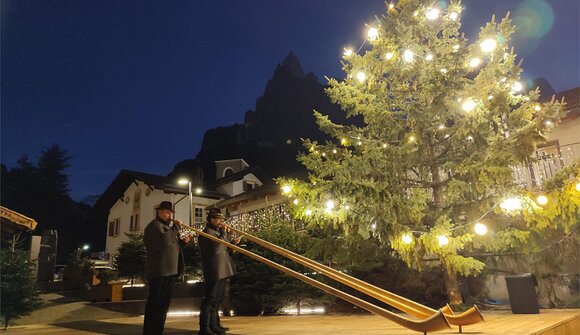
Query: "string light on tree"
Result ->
[[282, 185, 292, 194], [534, 105, 542, 111], [305, 209, 313, 216], [462, 99, 476, 112], [403, 49, 414, 62], [385, 52, 394, 60], [343, 48, 353, 57], [437, 235, 450, 246], [425, 53, 434, 61], [367, 27, 379, 41], [480, 38, 497, 52], [474, 222, 488, 236], [576, 182, 580, 192], [293, 199, 299, 205], [511, 82, 523, 92], [426, 8, 440, 20], [536, 195, 548, 206], [356, 71, 366, 82], [401, 234, 413, 244], [469, 57, 481, 68], [500, 197, 523, 211], [448, 12, 459, 21]]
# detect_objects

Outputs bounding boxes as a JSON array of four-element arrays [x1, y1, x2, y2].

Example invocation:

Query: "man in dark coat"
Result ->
[[143, 201, 189, 335], [198, 208, 240, 335]]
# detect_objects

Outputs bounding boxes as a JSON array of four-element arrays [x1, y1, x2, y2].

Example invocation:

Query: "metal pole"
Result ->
[[188, 181, 193, 227]]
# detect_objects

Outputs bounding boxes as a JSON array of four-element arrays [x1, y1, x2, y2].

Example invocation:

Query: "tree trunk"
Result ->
[[296, 300, 301, 316], [444, 270, 463, 305]]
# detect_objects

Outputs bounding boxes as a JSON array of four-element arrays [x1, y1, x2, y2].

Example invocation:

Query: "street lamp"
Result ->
[[178, 178, 193, 227]]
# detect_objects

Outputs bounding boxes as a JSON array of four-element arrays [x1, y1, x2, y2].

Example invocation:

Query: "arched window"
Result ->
[[223, 167, 234, 177]]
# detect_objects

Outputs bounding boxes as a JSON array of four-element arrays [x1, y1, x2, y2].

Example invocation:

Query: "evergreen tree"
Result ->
[[282, 0, 571, 304], [0, 237, 42, 329], [114, 233, 146, 285]]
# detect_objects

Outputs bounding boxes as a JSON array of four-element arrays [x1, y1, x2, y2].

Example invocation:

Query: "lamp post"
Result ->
[[178, 178, 193, 227]]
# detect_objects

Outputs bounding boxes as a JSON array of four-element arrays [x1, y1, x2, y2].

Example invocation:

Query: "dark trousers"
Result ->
[[200, 278, 227, 327], [143, 276, 175, 335]]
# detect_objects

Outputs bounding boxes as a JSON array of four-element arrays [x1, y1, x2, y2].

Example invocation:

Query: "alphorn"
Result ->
[[225, 224, 484, 332], [194, 228, 451, 334]]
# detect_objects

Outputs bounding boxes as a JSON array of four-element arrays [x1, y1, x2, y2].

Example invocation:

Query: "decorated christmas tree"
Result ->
[[281, 0, 576, 304]]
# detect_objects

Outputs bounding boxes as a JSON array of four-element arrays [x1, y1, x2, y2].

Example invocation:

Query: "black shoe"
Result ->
[[217, 325, 230, 331], [198, 326, 218, 335], [209, 326, 226, 335]]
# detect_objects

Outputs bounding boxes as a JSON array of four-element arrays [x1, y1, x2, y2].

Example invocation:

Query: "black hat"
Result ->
[[156, 201, 174, 212], [207, 207, 227, 220]]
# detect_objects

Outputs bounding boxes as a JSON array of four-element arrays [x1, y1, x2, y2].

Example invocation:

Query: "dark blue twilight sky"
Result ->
[[2, 0, 578, 200]]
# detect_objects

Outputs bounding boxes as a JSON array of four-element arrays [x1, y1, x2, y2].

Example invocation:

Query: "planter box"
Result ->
[[90, 284, 124, 302]]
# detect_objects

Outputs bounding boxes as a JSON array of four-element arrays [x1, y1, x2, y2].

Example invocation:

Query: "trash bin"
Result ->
[[504, 273, 539, 314]]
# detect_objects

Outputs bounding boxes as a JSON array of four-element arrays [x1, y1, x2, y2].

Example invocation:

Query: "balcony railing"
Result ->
[[513, 142, 580, 189]]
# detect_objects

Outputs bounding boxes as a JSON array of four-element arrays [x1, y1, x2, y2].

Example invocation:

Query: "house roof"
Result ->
[[93, 169, 226, 213], [0, 206, 37, 231], [210, 166, 271, 188], [214, 169, 308, 208]]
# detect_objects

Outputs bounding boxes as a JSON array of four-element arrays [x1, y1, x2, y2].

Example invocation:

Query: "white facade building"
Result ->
[[97, 161, 269, 265]]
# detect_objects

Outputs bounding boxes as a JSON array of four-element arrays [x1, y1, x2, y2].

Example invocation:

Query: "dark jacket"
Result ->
[[143, 218, 185, 279], [198, 224, 235, 283]]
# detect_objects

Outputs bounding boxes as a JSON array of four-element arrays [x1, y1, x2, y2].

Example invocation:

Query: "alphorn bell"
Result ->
[[194, 227, 451, 334], [225, 224, 485, 332]]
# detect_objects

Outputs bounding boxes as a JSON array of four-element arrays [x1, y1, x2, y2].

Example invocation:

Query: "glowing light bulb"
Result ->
[[500, 197, 523, 211], [293, 199, 299, 205], [536, 195, 548, 206], [385, 52, 394, 60], [403, 49, 414, 62], [440, 68, 447, 74], [282, 185, 292, 194], [357, 141, 362, 145], [425, 54, 434, 61], [371, 223, 377, 230], [488, 95, 494, 100], [480, 38, 497, 53], [356, 71, 366, 82], [345, 205, 350, 210], [409, 136, 415, 142], [534, 105, 541, 111], [438, 124, 445, 130], [449, 12, 458, 21], [437, 235, 449, 246], [382, 143, 388, 148], [466, 136, 474, 141], [341, 138, 347, 145], [388, 3, 394, 9], [321, 152, 326, 157], [325, 200, 335, 210], [402, 234, 413, 244], [469, 57, 481, 68], [474, 222, 488, 236], [332, 149, 337, 154], [305, 209, 312, 216], [453, 44, 460, 51], [511, 82, 523, 92], [343, 48, 353, 57], [576, 182, 580, 192], [462, 99, 476, 112], [426, 8, 440, 20], [545, 120, 553, 126], [195, 187, 202, 195], [367, 27, 379, 41]]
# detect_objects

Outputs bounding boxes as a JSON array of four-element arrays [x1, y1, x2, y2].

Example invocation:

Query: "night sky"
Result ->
[[2, 0, 578, 201]]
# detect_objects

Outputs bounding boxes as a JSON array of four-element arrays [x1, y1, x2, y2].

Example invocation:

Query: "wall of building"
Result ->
[[104, 180, 219, 265], [547, 117, 580, 147]]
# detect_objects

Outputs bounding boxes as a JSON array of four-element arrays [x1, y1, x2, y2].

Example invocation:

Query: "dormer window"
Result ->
[[223, 167, 234, 177]]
